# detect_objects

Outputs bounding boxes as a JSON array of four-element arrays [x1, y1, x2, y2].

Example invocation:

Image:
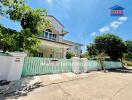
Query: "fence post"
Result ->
[[72, 57, 80, 74], [81, 58, 88, 73], [7, 52, 27, 81]]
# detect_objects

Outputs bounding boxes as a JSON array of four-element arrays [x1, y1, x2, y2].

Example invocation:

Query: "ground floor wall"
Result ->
[[36, 40, 71, 58], [39, 47, 66, 58]]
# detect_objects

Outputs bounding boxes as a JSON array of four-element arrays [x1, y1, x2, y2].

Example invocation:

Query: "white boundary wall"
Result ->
[[0, 56, 12, 80], [81, 58, 88, 73], [72, 57, 80, 74], [0, 52, 26, 81]]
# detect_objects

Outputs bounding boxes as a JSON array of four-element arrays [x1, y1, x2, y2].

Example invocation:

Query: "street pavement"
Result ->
[[8, 67, 132, 100]]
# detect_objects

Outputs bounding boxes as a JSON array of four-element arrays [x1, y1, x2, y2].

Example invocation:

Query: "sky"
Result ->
[[0, 0, 132, 50]]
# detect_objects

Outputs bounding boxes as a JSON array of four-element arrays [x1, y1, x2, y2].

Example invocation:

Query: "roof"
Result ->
[[63, 40, 83, 46], [110, 5, 124, 10], [39, 38, 72, 46], [39, 37, 83, 47], [48, 15, 65, 28]]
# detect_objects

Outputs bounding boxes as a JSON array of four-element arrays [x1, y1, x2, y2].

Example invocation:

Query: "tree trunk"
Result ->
[[100, 61, 106, 72], [121, 58, 124, 68], [3, 45, 7, 53]]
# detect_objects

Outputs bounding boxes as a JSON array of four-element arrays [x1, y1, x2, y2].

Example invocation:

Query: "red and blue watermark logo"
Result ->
[[110, 5, 124, 16]]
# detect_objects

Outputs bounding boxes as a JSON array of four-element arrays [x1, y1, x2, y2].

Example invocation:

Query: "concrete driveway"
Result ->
[[11, 67, 132, 100]]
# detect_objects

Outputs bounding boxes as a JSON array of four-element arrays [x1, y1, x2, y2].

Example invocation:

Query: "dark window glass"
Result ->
[[45, 32, 48, 38], [49, 33, 53, 40], [34, 52, 43, 57], [50, 54, 53, 58], [53, 34, 56, 40], [38, 53, 43, 57]]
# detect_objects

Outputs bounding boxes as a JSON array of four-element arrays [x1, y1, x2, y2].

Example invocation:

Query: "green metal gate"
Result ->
[[87, 60, 123, 71], [87, 60, 101, 71], [22, 57, 123, 76], [22, 57, 72, 76]]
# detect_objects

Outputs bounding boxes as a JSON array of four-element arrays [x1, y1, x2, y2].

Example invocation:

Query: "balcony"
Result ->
[[43, 30, 57, 41]]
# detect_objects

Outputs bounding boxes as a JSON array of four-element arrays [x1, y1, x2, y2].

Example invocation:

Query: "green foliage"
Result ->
[[95, 34, 127, 60], [87, 43, 97, 57], [66, 52, 75, 59], [16, 29, 40, 52], [0, 0, 49, 53], [0, 25, 19, 52], [124, 40, 132, 61], [81, 52, 90, 59]]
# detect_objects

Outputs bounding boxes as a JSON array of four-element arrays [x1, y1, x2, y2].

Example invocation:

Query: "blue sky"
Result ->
[[0, 0, 132, 47]]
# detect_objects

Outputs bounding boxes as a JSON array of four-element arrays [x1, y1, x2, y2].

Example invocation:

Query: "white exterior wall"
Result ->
[[48, 16, 64, 35], [72, 57, 80, 74], [0, 56, 12, 80], [58, 35, 64, 42]]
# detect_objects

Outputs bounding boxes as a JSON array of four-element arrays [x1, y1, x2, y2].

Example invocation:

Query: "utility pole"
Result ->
[[83, 33, 88, 52]]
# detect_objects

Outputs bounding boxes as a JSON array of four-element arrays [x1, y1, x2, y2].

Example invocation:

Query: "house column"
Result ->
[[62, 47, 67, 59]]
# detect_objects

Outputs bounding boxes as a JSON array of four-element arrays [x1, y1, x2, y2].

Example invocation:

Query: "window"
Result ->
[[44, 31, 48, 39], [34, 52, 43, 57], [43, 29, 57, 41], [53, 34, 57, 40], [50, 54, 53, 58], [38, 53, 43, 57], [49, 33, 53, 40], [44, 29, 53, 40]]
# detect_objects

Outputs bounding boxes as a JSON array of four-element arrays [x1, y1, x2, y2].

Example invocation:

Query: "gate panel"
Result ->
[[88, 60, 101, 71], [22, 57, 72, 76], [103, 61, 123, 69]]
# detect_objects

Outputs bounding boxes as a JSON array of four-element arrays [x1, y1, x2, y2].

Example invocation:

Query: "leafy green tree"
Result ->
[[0, 0, 49, 53], [95, 34, 127, 60], [66, 52, 75, 59], [81, 52, 90, 59], [87, 43, 97, 57], [0, 25, 19, 52], [124, 40, 132, 61]]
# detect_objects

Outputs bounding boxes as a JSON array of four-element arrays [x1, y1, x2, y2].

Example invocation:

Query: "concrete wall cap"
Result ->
[[81, 58, 88, 61], [9, 52, 27, 57], [71, 57, 80, 60]]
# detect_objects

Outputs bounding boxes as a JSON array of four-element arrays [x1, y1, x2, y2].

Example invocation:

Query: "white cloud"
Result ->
[[90, 32, 96, 36], [46, 0, 71, 9], [110, 21, 122, 29], [47, 0, 53, 3], [99, 16, 128, 33], [118, 16, 128, 21], [110, 17, 128, 29], [99, 27, 110, 33]]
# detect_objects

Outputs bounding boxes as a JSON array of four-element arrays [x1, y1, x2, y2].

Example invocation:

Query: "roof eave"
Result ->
[[48, 15, 65, 28]]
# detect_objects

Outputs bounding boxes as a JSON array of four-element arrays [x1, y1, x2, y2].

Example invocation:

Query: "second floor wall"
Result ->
[[41, 16, 68, 42], [42, 29, 65, 42]]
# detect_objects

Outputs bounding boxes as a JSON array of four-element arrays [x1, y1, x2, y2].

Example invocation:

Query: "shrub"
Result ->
[[66, 52, 75, 59]]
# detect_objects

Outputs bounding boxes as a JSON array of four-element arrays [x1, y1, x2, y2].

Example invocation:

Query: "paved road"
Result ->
[[10, 68, 132, 100]]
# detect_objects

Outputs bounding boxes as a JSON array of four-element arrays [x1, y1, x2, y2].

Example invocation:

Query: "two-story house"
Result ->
[[37, 15, 82, 58]]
